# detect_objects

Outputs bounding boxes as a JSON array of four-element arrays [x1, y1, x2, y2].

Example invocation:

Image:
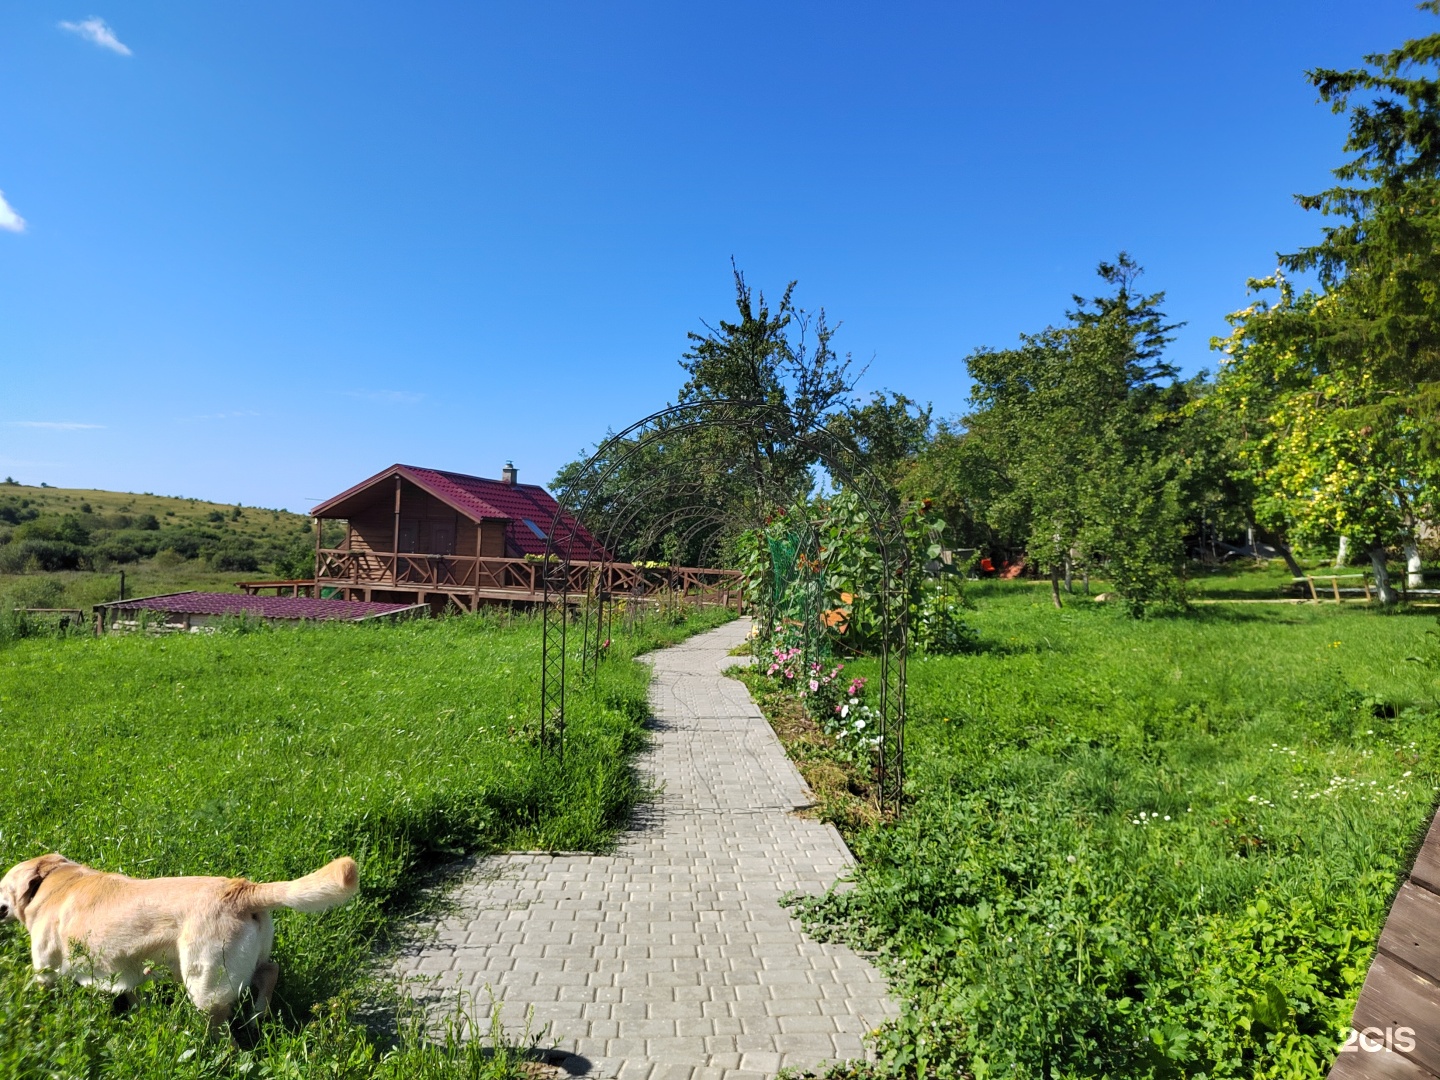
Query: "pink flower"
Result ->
[[808, 679, 820, 692]]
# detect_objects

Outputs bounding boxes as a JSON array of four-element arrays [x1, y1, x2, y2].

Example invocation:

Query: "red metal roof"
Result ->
[[98, 592, 420, 620], [311, 464, 608, 561]]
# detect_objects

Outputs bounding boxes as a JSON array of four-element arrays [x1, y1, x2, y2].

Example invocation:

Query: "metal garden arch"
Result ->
[[536, 399, 913, 814]]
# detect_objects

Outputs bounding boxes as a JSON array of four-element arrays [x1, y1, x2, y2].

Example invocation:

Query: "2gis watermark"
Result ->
[[1338, 1025, 1418, 1054]]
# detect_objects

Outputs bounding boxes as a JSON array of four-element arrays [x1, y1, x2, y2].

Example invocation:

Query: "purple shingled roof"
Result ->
[[102, 592, 419, 620], [402, 466, 608, 560], [310, 464, 610, 560]]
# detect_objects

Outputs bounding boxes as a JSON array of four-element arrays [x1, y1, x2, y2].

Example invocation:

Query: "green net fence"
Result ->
[[765, 527, 830, 664]]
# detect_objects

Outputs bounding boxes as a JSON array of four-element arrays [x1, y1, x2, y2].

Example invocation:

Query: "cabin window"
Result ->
[[522, 518, 547, 541]]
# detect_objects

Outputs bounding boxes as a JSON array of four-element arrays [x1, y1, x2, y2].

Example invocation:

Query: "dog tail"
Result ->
[[235, 857, 359, 914]]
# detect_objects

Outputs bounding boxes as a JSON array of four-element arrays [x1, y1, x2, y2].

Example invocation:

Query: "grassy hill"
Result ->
[[0, 481, 341, 612]]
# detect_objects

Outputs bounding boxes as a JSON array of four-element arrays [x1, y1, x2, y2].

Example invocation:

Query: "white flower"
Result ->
[[855, 719, 866, 730]]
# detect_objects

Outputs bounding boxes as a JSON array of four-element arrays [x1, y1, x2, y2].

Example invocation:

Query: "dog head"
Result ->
[[0, 854, 72, 925]]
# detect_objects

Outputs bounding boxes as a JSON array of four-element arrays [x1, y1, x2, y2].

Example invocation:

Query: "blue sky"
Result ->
[[0, 2, 1432, 512]]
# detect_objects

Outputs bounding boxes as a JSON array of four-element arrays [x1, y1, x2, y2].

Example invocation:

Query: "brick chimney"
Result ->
[[501, 461, 517, 485]]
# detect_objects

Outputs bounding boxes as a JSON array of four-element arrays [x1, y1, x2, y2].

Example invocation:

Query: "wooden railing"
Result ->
[[314, 549, 742, 602]]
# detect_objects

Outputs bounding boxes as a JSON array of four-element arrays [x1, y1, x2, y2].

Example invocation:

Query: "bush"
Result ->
[[88, 537, 145, 564], [207, 546, 260, 572], [3, 577, 65, 609], [913, 587, 979, 654], [54, 514, 90, 546], [272, 536, 316, 580], [0, 578, 69, 645], [0, 499, 39, 526], [7, 538, 84, 571]]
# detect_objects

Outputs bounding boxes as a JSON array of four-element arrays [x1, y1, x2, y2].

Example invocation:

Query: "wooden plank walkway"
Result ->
[[1331, 812, 1440, 1078]]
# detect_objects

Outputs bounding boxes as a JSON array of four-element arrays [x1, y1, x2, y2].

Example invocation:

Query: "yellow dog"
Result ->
[[0, 853, 358, 1044]]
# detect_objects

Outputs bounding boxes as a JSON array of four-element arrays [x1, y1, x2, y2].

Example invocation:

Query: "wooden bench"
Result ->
[[1295, 573, 1373, 603]]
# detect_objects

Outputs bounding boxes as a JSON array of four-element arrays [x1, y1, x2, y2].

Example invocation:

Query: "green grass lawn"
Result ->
[[0, 606, 733, 1078], [781, 585, 1440, 1079]]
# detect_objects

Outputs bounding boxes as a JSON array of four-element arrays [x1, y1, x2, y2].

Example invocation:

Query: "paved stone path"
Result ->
[[396, 618, 897, 1080]]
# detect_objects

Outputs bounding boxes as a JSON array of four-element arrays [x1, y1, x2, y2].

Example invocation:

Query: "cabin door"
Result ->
[[432, 524, 454, 555]]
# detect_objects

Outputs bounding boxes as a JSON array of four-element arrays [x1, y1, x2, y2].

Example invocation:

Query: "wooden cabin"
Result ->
[[234, 462, 742, 612], [305, 463, 611, 611]]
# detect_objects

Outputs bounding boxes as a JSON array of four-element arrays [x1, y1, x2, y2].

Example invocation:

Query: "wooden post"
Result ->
[[1307, 576, 1319, 601], [392, 475, 402, 586], [313, 516, 322, 596], [1364, 576, 1373, 602], [1332, 577, 1342, 603]]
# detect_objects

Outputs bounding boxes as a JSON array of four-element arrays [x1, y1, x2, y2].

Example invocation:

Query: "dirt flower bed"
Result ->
[[731, 664, 884, 831]]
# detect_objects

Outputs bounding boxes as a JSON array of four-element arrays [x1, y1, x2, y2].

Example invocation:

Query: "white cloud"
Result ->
[[7, 421, 105, 431], [0, 191, 25, 233], [59, 17, 132, 56]]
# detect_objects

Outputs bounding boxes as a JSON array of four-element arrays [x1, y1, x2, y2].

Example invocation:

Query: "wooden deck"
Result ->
[[239, 552, 743, 613], [1331, 811, 1440, 1078]]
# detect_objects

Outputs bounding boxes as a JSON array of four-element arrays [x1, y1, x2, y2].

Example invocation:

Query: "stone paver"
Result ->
[[396, 618, 897, 1079]]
